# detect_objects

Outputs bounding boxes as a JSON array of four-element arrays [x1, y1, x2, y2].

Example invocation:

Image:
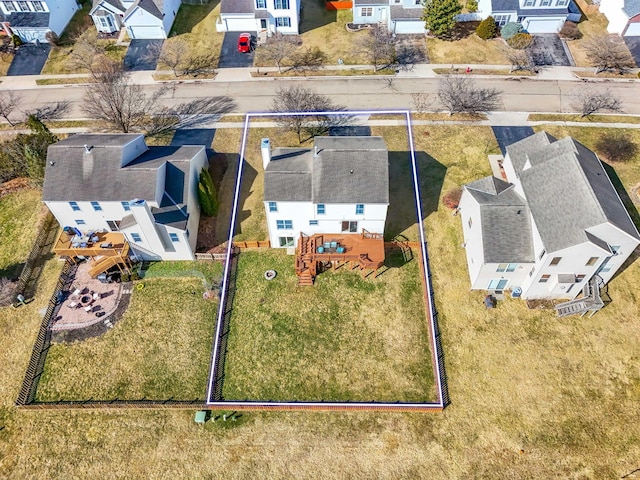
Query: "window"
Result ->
[[279, 236, 294, 247], [555, 0, 568, 5], [309, 220, 318, 226], [131, 233, 142, 243], [69, 201, 81, 211], [75, 219, 85, 225], [524, 0, 535, 6], [276, 220, 293, 230], [91, 201, 102, 211], [599, 258, 612, 273], [107, 220, 119, 231], [256, 0, 266, 7], [539, 274, 551, 283], [274, 0, 289, 8], [121, 201, 131, 212], [575, 274, 586, 282], [538, 249, 546, 260], [342, 221, 357, 233], [361, 6, 372, 16], [540, 0, 551, 5], [586, 256, 598, 266], [169, 233, 179, 243], [317, 204, 325, 215], [3, 1, 16, 11], [487, 279, 508, 290], [32, 0, 43, 10], [497, 263, 517, 272], [611, 245, 620, 255], [17, 0, 29, 10], [356, 204, 364, 215], [275, 16, 291, 27], [99, 16, 114, 29], [550, 257, 562, 266], [414, 0, 422, 4], [268, 201, 277, 212], [493, 14, 510, 27]]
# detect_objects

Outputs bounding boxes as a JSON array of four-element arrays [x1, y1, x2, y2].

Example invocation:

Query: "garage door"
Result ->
[[525, 19, 562, 34], [624, 22, 640, 36], [127, 25, 165, 39], [393, 20, 426, 34], [223, 17, 258, 32]]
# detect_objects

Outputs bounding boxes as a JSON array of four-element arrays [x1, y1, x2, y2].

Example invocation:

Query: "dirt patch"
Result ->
[[0, 177, 31, 198], [196, 153, 229, 253], [526, 299, 558, 310]]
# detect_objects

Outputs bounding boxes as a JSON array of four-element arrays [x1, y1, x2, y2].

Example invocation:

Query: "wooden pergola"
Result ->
[[53, 231, 132, 278], [295, 230, 385, 286]]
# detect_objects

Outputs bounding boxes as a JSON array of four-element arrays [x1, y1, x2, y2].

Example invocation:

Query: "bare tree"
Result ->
[[271, 85, 351, 143], [259, 33, 299, 73], [438, 76, 502, 115], [0, 91, 22, 126], [158, 39, 184, 76], [572, 88, 622, 118], [583, 34, 636, 74], [503, 46, 538, 73], [145, 96, 237, 136], [82, 61, 169, 133], [69, 35, 107, 75], [360, 25, 396, 72]]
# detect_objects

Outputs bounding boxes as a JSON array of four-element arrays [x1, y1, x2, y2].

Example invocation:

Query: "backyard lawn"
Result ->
[[1, 125, 640, 478], [35, 261, 222, 401], [222, 249, 434, 402], [426, 35, 509, 65]]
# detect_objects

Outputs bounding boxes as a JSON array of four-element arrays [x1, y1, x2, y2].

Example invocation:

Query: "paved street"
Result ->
[[3, 66, 640, 118]]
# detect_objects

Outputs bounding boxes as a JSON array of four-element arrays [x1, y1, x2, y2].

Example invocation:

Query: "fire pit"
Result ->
[[264, 270, 277, 280], [81, 295, 92, 304]]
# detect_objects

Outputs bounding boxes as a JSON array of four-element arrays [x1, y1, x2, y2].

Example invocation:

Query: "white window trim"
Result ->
[[361, 6, 373, 16]]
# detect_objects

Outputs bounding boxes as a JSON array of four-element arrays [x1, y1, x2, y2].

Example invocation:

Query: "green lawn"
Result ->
[[222, 249, 435, 402], [0, 188, 44, 277], [35, 263, 222, 401]]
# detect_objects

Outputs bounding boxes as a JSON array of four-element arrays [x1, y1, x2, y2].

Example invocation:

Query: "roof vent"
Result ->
[[84, 144, 93, 154]]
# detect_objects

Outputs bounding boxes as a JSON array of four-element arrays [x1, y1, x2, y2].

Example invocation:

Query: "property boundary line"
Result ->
[[205, 110, 448, 411]]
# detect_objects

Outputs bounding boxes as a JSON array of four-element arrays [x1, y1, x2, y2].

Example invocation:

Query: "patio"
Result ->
[[51, 261, 124, 332]]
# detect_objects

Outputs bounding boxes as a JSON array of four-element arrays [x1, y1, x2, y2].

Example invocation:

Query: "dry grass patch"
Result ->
[[222, 249, 434, 402], [529, 113, 640, 124], [427, 36, 509, 65], [36, 273, 220, 401], [35, 77, 94, 85], [565, 0, 614, 67], [433, 67, 536, 76]]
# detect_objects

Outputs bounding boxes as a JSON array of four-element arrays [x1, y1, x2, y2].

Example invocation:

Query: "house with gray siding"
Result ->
[[459, 132, 640, 300], [352, 0, 426, 34], [0, 0, 78, 42], [216, 0, 301, 34]]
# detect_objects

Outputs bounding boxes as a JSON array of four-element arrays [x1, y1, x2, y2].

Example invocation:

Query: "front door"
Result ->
[[107, 220, 120, 231], [341, 221, 357, 233], [260, 19, 267, 29]]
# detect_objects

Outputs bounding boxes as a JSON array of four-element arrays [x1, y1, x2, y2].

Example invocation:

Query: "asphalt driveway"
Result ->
[[218, 32, 255, 69], [624, 36, 640, 67], [7, 44, 51, 76], [530, 35, 571, 66], [492, 126, 535, 156], [124, 39, 164, 71]]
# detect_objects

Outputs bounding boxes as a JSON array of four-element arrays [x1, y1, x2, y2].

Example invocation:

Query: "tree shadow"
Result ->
[[601, 162, 640, 229], [170, 0, 221, 36], [0, 262, 24, 280], [439, 21, 480, 41], [385, 151, 447, 240], [217, 160, 259, 242]]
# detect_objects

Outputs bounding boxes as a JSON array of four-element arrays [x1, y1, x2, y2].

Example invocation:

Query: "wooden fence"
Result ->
[[232, 240, 271, 250], [195, 252, 227, 261]]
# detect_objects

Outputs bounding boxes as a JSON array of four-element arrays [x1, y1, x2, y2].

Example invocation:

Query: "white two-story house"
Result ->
[[459, 132, 640, 300], [0, 0, 78, 42], [262, 136, 389, 248], [216, 0, 301, 34], [476, 0, 579, 33], [43, 134, 208, 261], [352, 0, 426, 34], [600, 0, 640, 36], [90, 0, 181, 39]]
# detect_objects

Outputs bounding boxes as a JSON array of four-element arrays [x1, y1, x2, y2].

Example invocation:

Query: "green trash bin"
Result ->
[[195, 411, 207, 424]]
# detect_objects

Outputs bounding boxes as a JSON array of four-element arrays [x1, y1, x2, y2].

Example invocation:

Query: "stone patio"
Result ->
[[51, 261, 124, 332]]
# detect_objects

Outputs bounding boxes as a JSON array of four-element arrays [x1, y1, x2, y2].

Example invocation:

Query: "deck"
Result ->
[[295, 230, 385, 285], [53, 231, 131, 278]]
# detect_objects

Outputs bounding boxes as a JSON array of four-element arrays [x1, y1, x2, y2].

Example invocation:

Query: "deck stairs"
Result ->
[[555, 276, 604, 318]]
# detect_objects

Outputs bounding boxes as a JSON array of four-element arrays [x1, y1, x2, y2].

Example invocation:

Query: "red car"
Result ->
[[238, 33, 252, 53]]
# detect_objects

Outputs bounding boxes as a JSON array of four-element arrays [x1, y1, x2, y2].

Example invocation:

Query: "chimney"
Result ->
[[84, 144, 92, 154], [314, 146, 318, 158], [261, 138, 271, 170]]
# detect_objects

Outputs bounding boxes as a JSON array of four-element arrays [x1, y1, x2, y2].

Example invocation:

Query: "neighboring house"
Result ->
[[352, 0, 426, 34], [476, 0, 580, 33], [0, 0, 78, 43], [216, 0, 301, 34], [90, 0, 181, 39], [262, 136, 389, 248], [600, 0, 640, 36], [459, 132, 640, 301], [43, 134, 208, 261]]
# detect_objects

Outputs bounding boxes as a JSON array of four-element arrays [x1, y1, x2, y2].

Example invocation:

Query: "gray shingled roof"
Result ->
[[126, 0, 163, 19], [220, 0, 255, 14], [465, 177, 534, 263], [624, 0, 640, 17], [8, 12, 50, 28], [43, 135, 202, 230], [506, 132, 640, 253], [390, 5, 424, 20], [353, 0, 389, 5], [491, 0, 570, 15], [264, 136, 389, 204], [91, 0, 125, 15]]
